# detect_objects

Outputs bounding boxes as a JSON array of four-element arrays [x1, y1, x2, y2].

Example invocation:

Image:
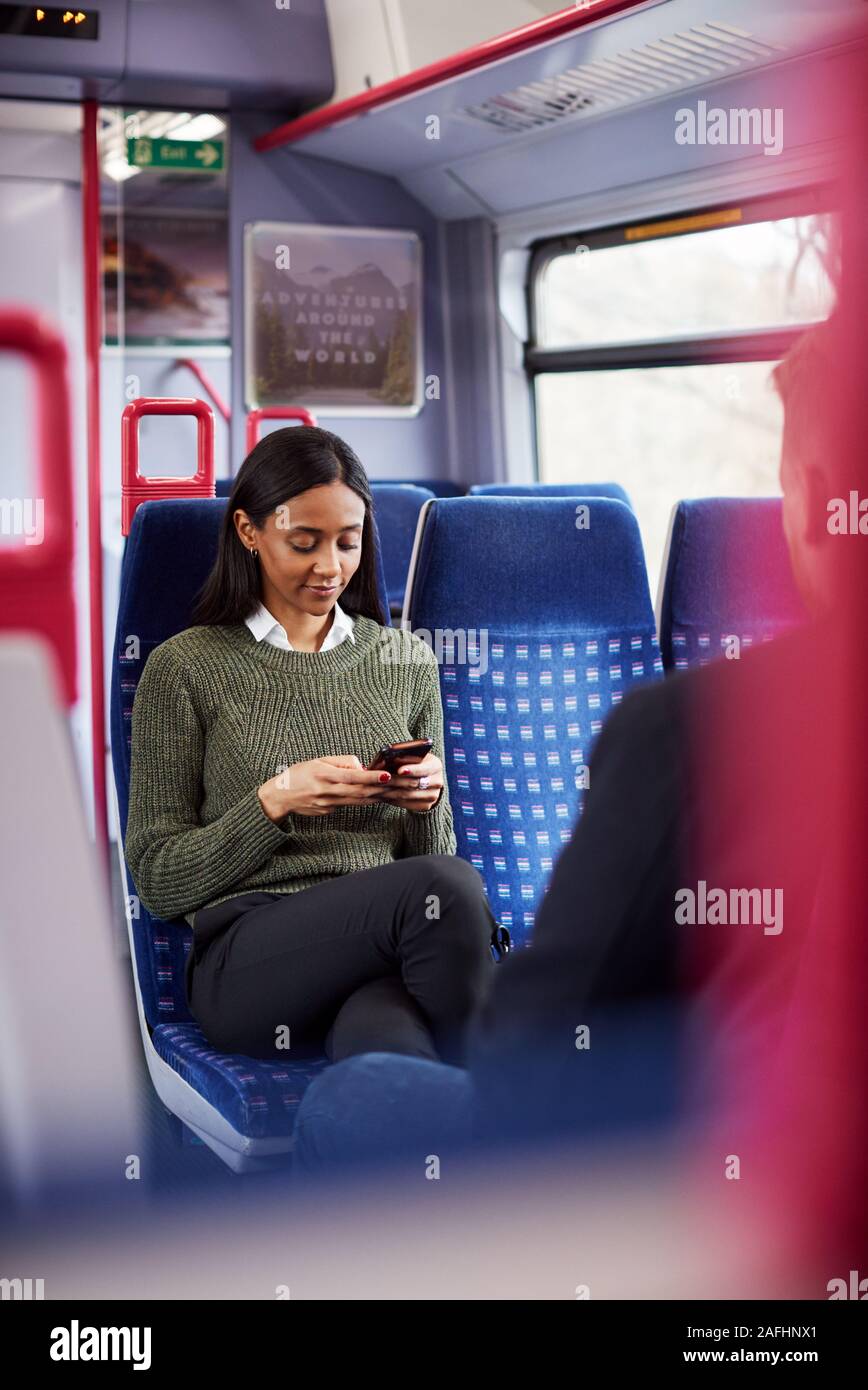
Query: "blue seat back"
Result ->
[[371, 477, 465, 497], [406, 497, 662, 947], [218, 476, 464, 498], [470, 481, 633, 508], [216, 477, 434, 610], [370, 483, 435, 608], [111, 500, 229, 1027], [659, 498, 807, 671], [111, 498, 389, 1029]]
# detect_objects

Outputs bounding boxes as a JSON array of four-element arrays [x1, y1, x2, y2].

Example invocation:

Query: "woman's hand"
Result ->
[[374, 753, 444, 814], [258, 755, 391, 821]]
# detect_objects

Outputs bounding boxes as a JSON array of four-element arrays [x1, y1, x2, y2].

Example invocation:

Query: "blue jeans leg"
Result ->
[[293, 1052, 474, 1178]]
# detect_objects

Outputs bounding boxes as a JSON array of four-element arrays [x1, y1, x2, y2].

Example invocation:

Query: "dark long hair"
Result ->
[[190, 426, 387, 627]]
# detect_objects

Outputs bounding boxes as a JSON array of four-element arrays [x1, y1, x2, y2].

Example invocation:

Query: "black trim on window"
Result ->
[[525, 325, 813, 375], [526, 187, 834, 377]]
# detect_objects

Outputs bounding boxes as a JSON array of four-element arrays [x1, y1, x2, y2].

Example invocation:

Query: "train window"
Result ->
[[529, 197, 838, 596], [536, 209, 836, 348], [536, 361, 783, 597]]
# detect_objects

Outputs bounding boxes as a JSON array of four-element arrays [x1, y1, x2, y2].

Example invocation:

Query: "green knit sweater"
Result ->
[[124, 616, 456, 924]]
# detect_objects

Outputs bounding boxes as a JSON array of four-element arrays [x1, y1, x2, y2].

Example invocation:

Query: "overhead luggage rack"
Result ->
[[251, 0, 862, 221]]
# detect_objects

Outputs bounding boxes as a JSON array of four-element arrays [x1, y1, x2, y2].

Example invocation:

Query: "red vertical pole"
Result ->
[[82, 100, 109, 883]]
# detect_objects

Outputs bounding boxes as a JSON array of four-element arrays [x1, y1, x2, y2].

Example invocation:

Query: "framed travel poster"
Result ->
[[244, 222, 423, 415]]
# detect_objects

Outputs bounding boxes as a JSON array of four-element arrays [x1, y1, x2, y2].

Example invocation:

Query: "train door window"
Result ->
[[528, 197, 838, 596], [99, 107, 231, 480]]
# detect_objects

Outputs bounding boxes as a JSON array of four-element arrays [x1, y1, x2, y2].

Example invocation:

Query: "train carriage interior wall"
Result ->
[[1, 0, 867, 1327]]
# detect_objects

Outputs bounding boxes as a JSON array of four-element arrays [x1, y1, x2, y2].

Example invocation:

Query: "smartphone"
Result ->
[[367, 737, 433, 773]]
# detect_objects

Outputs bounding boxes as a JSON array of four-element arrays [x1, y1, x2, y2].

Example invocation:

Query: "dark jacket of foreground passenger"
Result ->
[[467, 619, 848, 1151]]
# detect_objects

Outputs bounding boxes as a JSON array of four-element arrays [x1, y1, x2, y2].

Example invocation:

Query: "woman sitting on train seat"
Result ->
[[124, 426, 495, 1066]]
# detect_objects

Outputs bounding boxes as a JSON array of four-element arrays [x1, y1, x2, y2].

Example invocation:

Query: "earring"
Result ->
[[251, 548, 258, 559]]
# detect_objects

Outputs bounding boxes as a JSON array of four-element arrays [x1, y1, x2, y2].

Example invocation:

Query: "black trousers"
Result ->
[[185, 855, 496, 1068]]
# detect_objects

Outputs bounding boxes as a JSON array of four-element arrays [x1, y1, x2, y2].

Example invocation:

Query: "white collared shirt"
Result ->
[[244, 599, 356, 652]]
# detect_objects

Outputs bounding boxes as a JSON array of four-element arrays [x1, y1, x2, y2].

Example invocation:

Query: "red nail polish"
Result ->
[[379, 771, 391, 783]]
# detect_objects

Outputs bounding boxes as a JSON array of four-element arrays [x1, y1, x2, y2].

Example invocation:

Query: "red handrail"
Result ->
[[254, 0, 650, 152], [174, 358, 231, 424], [246, 405, 317, 455], [121, 397, 215, 536], [82, 98, 108, 872], [0, 307, 76, 708]]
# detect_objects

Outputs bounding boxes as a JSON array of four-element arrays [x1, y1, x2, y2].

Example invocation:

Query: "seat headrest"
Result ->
[[371, 483, 436, 506], [408, 497, 653, 632], [219, 477, 456, 499], [664, 498, 806, 629], [469, 481, 632, 508], [370, 486, 437, 607], [369, 478, 464, 496], [119, 498, 227, 644], [119, 496, 391, 640]]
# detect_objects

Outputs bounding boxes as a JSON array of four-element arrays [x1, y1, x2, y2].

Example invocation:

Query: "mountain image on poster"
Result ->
[[245, 224, 423, 414]]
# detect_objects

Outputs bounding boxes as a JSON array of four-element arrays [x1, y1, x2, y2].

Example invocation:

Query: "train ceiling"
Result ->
[[0, 0, 334, 110], [262, 0, 863, 221]]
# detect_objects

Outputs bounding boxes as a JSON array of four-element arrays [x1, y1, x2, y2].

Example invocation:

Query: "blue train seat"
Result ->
[[216, 476, 465, 499], [215, 477, 435, 615], [658, 498, 807, 672], [370, 478, 466, 497], [109, 498, 389, 1173], [404, 496, 662, 948], [370, 483, 436, 613], [469, 481, 633, 508]]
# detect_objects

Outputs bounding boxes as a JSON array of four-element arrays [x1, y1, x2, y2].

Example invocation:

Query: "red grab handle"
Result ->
[[246, 405, 317, 456], [174, 358, 231, 423], [0, 306, 76, 707], [121, 397, 215, 536]]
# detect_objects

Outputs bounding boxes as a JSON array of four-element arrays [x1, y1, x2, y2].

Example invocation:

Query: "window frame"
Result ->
[[525, 188, 835, 385]]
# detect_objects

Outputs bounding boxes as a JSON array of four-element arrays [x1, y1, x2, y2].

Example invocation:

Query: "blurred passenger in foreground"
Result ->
[[294, 317, 861, 1208]]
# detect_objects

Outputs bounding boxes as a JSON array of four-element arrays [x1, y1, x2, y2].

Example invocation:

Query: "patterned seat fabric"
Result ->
[[406, 496, 662, 949], [441, 629, 661, 945], [111, 498, 389, 1141], [660, 499, 807, 672], [151, 1025, 329, 1139]]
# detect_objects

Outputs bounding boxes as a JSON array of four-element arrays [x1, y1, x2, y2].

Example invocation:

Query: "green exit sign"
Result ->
[[127, 137, 225, 172]]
